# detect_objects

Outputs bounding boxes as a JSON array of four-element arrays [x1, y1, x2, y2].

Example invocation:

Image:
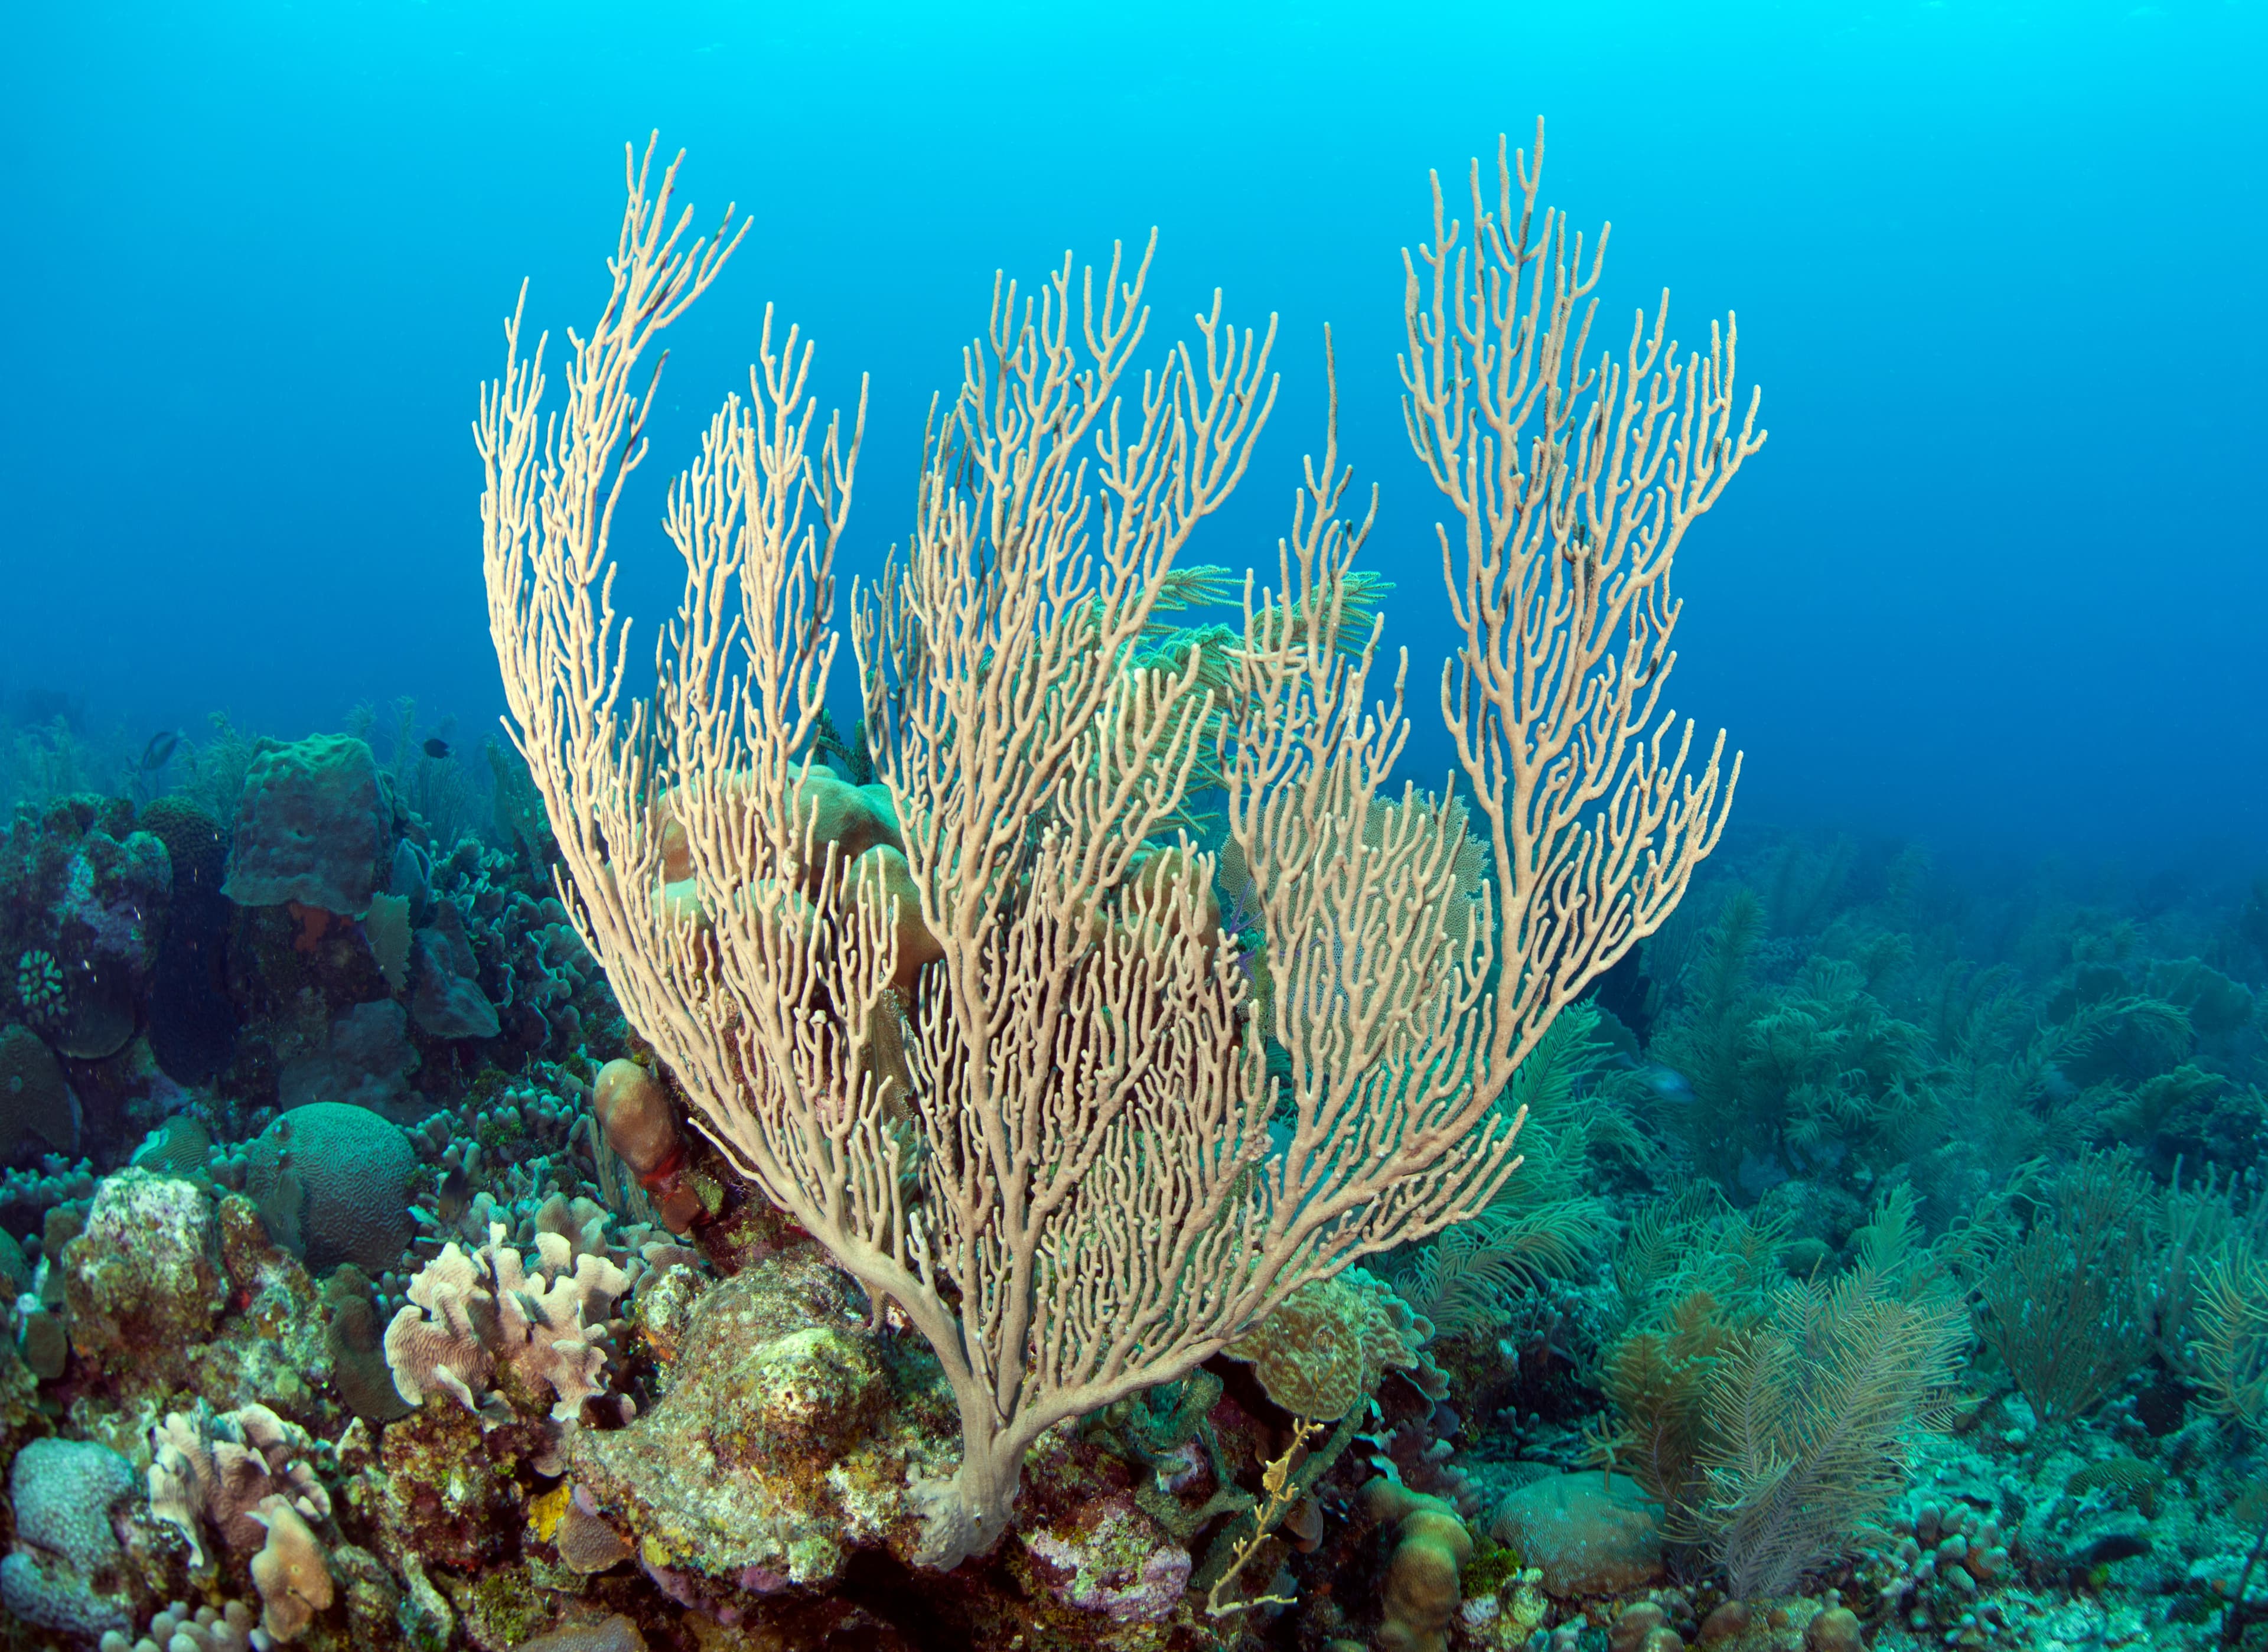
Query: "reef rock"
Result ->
[[274, 999, 421, 1120], [1019, 1491, 1191, 1625], [407, 901, 500, 1041], [569, 1247, 936, 1594], [224, 734, 389, 918], [60, 1168, 224, 1388], [1488, 1471, 1664, 1598]]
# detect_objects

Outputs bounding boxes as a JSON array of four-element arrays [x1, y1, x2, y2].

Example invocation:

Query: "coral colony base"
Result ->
[[3, 129, 2267, 1652]]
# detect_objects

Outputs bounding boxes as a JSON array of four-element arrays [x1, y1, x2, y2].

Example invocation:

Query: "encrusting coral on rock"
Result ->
[[60, 1167, 224, 1391]]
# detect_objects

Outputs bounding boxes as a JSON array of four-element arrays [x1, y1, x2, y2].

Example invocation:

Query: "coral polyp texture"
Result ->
[[1, 126, 2262, 1652]]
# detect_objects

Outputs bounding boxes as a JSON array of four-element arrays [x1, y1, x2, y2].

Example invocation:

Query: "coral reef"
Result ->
[[6, 140, 2268, 1652], [0, 769, 2263, 1652], [1, 796, 171, 1064]]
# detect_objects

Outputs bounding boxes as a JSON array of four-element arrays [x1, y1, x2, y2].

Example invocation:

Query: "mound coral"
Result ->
[[1364, 1477, 1474, 1652], [236, 1101, 416, 1273], [0, 1437, 139, 1635]]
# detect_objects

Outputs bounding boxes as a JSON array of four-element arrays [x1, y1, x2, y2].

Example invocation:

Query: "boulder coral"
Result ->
[[1363, 1476, 1474, 1652], [1488, 1471, 1666, 1598], [0, 1437, 139, 1636], [238, 1100, 417, 1274], [1221, 1267, 1443, 1421]]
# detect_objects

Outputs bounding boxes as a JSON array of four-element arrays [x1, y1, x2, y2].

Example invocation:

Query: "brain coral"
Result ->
[[223, 734, 389, 918], [0, 1438, 139, 1635], [249, 1103, 416, 1273]]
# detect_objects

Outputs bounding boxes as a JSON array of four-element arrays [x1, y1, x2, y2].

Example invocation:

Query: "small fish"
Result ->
[[139, 730, 180, 771], [1644, 1063, 1694, 1102], [422, 737, 452, 760], [434, 1167, 470, 1226]]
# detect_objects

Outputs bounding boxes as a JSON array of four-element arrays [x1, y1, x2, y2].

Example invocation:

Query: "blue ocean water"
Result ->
[[2, 0, 2263, 862]]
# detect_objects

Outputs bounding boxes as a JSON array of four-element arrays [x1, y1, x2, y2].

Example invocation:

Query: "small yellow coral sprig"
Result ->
[[1204, 1418, 1322, 1620]]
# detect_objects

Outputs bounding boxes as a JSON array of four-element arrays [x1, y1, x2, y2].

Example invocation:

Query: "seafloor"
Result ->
[[1, 704, 2265, 1652]]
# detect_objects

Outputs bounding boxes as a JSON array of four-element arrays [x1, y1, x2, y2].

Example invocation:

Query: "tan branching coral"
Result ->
[[381, 1223, 630, 1430], [478, 129, 1755, 1568]]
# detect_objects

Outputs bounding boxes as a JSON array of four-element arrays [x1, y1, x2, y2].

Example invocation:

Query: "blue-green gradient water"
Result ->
[[3, 0, 2262, 868]]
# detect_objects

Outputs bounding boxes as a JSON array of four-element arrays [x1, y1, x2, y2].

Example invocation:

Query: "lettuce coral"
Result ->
[[382, 1221, 629, 1429]]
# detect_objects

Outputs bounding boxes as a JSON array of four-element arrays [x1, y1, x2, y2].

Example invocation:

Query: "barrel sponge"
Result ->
[[0, 1438, 138, 1635], [255, 1103, 416, 1274], [223, 734, 387, 918]]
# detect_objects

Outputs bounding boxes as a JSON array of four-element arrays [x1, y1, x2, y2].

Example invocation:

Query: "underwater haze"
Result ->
[[3, 0, 2264, 868]]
